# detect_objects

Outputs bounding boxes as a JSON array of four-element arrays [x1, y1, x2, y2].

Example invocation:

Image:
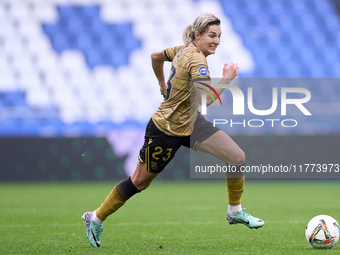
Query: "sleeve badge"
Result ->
[[198, 66, 208, 76]]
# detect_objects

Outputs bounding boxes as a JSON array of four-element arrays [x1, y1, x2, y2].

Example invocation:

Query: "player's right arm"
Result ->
[[152, 45, 184, 96], [151, 51, 168, 95]]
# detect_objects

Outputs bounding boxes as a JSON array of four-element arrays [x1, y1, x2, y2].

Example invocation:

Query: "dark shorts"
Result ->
[[138, 112, 220, 173]]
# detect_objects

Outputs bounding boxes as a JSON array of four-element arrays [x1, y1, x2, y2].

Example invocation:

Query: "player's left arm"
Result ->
[[193, 79, 223, 106], [193, 62, 239, 106], [151, 51, 168, 95]]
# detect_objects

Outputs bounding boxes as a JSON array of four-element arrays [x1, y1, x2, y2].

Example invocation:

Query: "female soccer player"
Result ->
[[82, 13, 264, 247]]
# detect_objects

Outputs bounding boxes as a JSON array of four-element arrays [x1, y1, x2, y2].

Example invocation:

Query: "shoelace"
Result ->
[[92, 223, 103, 235], [242, 208, 248, 216]]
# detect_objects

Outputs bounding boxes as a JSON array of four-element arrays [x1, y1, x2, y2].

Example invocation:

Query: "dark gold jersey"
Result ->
[[152, 43, 210, 136]]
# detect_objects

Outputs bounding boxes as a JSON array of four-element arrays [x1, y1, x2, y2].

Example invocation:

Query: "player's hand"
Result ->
[[159, 82, 167, 96], [222, 62, 239, 81]]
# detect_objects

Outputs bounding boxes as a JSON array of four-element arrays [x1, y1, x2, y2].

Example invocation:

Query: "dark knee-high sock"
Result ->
[[96, 176, 140, 221]]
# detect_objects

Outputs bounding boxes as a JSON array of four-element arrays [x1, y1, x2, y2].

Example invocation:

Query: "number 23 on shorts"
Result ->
[[145, 146, 174, 173], [152, 146, 173, 161]]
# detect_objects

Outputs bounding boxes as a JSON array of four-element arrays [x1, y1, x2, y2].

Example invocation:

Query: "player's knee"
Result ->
[[229, 150, 246, 166]]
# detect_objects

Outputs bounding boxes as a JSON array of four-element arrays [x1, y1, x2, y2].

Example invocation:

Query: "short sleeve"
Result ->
[[187, 54, 210, 79], [163, 45, 184, 61]]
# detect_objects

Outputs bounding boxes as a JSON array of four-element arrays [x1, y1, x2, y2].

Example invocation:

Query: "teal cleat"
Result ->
[[227, 208, 264, 229], [81, 211, 103, 247]]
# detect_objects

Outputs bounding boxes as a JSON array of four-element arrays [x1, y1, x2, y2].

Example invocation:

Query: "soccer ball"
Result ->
[[305, 215, 340, 249]]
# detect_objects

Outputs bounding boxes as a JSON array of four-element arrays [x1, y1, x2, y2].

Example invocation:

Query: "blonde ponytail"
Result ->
[[183, 23, 195, 47]]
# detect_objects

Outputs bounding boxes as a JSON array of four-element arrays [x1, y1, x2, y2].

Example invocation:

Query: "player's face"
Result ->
[[195, 25, 221, 57]]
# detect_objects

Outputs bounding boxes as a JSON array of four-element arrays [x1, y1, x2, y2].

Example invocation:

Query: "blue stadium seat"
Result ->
[[0, 118, 23, 135], [96, 120, 117, 129], [85, 49, 103, 68], [67, 33, 78, 48], [263, 0, 289, 13], [98, 32, 116, 50], [269, 46, 294, 64], [57, 6, 76, 18], [323, 66, 336, 78], [313, 0, 334, 14], [279, 62, 302, 78], [242, 0, 263, 14], [323, 14, 340, 31], [111, 49, 128, 68], [101, 50, 112, 66], [308, 62, 326, 78], [51, 33, 69, 52], [253, 13, 271, 27], [299, 66, 312, 77], [80, 5, 100, 17], [286, 0, 310, 13], [111, 23, 132, 34], [330, 62, 340, 78], [297, 13, 321, 32], [36, 117, 64, 126], [220, 0, 239, 14], [253, 65, 280, 78], [42, 23, 60, 36], [9, 107, 35, 119], [284, 30, 307, 47], [114, 34, 127, 48], [43, 6, 140, 70], [1, 91, 27, 107], [69, 121, 95, 134], [125, 38, 141, 52], [277, 16, 298, 35], [308, 31, 328, 48], [90, 18, 107, 33], [67, 16, 86, 34], [230, 14, 251, 32], [36, 107, 59, 118], [297, 46, 317, 64], [76, 33, 93, 52]]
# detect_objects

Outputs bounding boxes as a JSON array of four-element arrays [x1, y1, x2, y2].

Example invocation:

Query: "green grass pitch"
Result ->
[[1, 180, 339, 254]]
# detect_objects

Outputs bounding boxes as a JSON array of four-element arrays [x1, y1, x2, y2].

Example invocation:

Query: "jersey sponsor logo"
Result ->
[[198, 66, 208, 76]]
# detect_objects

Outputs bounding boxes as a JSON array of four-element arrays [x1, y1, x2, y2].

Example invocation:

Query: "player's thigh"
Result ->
[[138, 119, 185, 173], [198, 130, 245, 166]]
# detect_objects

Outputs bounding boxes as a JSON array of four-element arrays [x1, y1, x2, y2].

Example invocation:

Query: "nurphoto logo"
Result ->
[[199, 83, 312, 128]]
